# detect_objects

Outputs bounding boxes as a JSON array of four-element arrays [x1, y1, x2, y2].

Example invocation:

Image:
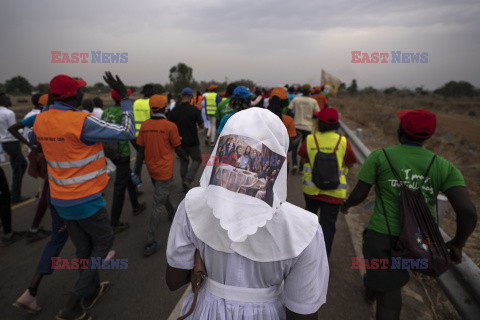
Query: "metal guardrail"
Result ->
[[338, 120, 480, 320]]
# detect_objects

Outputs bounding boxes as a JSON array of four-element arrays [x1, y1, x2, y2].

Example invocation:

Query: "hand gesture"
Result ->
[[446, 241, 463, 264], [103, 71, 128, 99]]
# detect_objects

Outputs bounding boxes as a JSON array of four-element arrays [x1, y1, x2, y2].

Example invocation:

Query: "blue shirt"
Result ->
[[21, 114, 37, 128], [30, 99, 135, 220], [217, 113, 235, 134]]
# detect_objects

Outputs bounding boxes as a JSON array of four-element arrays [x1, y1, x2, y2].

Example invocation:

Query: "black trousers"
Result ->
[[2, 141, 27, 200], [0, 166, 12, 234], [110, 157, 139, 226], [304, 194, 341, 258], [180, 144, 202, 184]]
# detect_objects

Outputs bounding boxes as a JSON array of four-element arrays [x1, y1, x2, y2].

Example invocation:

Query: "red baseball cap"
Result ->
[[397, 109, 436, 138], [111, 88, 132, 102], [315, 107, 338, 124], [50, 75, 86, 99]]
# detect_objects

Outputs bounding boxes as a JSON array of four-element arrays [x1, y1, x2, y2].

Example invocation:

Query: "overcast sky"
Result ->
[[1, 0, 479, 90]]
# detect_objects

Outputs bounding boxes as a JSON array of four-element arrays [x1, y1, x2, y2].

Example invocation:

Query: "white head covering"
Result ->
[[200, 108, 288, 242], [185, 108, 319, 262]]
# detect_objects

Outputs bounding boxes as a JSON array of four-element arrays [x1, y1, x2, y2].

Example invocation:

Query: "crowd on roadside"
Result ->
[[0, 73, 476, 320]]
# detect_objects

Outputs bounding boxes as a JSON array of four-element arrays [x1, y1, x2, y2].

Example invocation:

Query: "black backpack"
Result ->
[[311, 134, 342, 190]]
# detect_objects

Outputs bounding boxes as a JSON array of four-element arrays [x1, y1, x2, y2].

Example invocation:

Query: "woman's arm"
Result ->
[[166, 264, 190, 291]]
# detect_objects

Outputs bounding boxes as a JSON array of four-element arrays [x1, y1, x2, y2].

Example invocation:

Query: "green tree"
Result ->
[[383, 87, 398, 95], [347, 79, 357, 94], [35, 83, 50, 93], [169, 62, 194, 94], [234, 79, 256, 90], [93, 82, 108, 92], [5, 76, 33, 95], [151, 83, 165, 94], [338, 82, 346, 92], [434, 81, 477, 97]]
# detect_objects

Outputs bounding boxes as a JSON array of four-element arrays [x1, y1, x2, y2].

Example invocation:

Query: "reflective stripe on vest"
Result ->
[[205, 93, 218, 116], [302, 131, 348, 199], [48, 167, 107, 186], [47, 150, 105, 169]]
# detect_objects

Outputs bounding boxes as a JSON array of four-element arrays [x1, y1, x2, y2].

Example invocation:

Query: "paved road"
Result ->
[[0, 131, 374, 320]]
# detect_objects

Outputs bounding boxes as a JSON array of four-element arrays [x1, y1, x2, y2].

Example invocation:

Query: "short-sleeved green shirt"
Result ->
[[357, 144, 465, 236], [101, 106, 131, 158], [215, 98, 233, 121]]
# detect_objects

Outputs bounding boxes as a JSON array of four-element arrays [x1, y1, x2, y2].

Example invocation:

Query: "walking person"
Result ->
[[1, 164, 26, 245], [168, 88, 204, 192], [0, 93, 28, 203], [166, 108, 329, 319], [202, 84, 220, 146], [102, 88, 145, 234], [134, 94, 188, 256], [31, 72, 135, 320], [342, 109, 477, 320], [299, 107, 358, 258], [288, 84, 320, 174]]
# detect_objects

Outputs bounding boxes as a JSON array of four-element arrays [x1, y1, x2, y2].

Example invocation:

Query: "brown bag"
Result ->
[[27, 146, 47, 179], [177, 250, 207, 320], [377, 149, 451, 277]]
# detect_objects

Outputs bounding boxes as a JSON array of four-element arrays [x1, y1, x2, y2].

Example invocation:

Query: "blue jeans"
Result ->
[[36, 187, 69, 274]]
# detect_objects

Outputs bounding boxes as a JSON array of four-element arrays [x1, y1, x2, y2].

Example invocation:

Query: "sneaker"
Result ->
[[12, 289, 42, 314], [26, 228, 52, 243], [143, 241, 162, 257], [1, 231, 26, 246], [56, 307, 91, 320], [11, 196, 30, 204], [132, 202, 146, 216], [112, 222, 130, 234], [81, 281, 110, 310]]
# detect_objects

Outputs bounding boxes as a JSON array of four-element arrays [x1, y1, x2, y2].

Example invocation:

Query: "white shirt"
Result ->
[[0, 106, 18, 143], [167, 200, 329, 319], [92, 107, 103, 119]]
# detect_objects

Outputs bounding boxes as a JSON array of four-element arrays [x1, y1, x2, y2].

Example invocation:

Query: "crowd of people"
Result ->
[[0, 72, 477, 320]]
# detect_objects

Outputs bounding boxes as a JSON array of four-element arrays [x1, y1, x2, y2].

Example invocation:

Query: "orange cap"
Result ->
[[270, 87, 288, 100], [209, 84, 218, 91], [149, 94, 167, 110], [313, 86, 321, 93], [38, 94, 49, 107]]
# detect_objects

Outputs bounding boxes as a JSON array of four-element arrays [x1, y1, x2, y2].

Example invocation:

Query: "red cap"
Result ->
[[397, 109, 436, 138], [50, 75, 86, 99], [315, 107, 338, 124], [111, 88, 132, 102]]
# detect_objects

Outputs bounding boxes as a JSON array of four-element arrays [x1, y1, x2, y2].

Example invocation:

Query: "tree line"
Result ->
[[1, 63, 478, 98]]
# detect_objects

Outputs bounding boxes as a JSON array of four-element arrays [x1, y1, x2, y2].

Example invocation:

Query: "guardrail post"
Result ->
[[356, 128, 363, 139]]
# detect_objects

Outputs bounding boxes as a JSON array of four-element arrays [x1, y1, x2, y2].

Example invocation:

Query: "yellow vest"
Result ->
[[133, 98, 151, 137], [205, 93, 218, 116], [302, 131, 348, 199]]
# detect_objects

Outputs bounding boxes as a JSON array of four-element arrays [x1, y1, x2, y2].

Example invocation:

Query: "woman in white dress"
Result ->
[[166, 108, 329, 320]]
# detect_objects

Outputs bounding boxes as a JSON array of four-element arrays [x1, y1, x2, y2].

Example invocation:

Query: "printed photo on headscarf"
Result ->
[[208, 134, 285, 206]]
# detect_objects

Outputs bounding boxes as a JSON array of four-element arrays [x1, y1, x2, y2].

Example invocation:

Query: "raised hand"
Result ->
[[103, 71, 128, 99]]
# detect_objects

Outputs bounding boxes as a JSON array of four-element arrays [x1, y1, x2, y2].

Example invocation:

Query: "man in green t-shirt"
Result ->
[[215, 83, 237, 122], [342, 109, 477, 320], [102, 89, 145, 234]]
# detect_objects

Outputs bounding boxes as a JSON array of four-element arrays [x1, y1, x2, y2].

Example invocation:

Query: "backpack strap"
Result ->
[[312, 132, 320, 152], [381, 149, 403, 185], [333, 135, 343, 153], [419, 155, 436, 189]]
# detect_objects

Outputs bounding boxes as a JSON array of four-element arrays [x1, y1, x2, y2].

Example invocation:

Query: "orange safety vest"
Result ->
[[195, 95, 204, 111], [33, 109, 108, 200]]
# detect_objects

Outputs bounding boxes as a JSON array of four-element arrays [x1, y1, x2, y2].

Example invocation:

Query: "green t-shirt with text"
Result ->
[[101, 106, 131, 158], [357, 144, 465, 236]]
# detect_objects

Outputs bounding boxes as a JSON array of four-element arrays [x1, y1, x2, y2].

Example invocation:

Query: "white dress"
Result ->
[[166, 200, 329, 320]]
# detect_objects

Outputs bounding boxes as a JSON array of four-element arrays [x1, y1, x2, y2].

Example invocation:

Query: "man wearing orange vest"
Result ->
[[32, 72, 135, 320]]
